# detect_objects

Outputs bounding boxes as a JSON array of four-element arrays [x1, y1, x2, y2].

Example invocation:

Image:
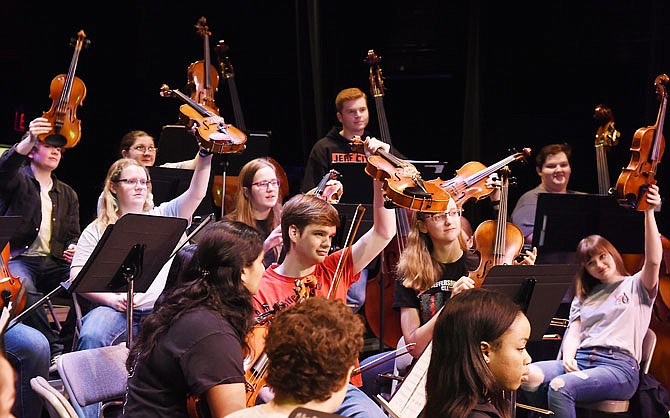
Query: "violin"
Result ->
[[593, 104, 621, 195], [429, 148, 531, 208], [0, 244, 26, 317], [159, 84, 247, 154], [40, 30, 89, 149], [615, 74, 669, 211], [469, 167, 524, 287], [188, 17, 219, 114], [307, 169, 343, 204], [186, 277, 319, 418]]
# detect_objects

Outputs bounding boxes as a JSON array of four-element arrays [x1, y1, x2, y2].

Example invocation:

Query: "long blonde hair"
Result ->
[[226, 158, 282, 231], [395, 211, 469, 292], [97, 158, 153, 233]]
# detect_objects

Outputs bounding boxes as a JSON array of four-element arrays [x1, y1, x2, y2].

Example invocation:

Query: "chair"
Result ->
[[559, 328, 657, 415], [30, 375, 78, 418], [56, 343, 129, 418]]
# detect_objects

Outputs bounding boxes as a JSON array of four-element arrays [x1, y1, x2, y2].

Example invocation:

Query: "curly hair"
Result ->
[[574, 234, 629, 298], [97, 158, 153, 232], [127, 220, 263, 370], [264, 297, 364, 404], [424, 288, 523, 418]]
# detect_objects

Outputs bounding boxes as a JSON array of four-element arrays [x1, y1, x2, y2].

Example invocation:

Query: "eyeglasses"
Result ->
[[251, 179, 280, 189], [114, 178, 151, 187], [131, 145, 158, 154], [424, 209, 462, 223]]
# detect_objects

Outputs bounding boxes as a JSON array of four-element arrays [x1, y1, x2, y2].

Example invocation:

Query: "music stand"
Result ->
[[482, 263, 577, 417], [532, 193, 645, 264], [68, 214, 187, 348]]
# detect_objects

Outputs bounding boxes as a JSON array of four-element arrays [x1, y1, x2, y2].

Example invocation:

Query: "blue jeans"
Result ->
[[9, 255, 70, 356], [359, 351, 396, 400], [335, 384, 388, 418], [76, 305, 153, 350], [519, 347, 639, 418], [5, 323, 50, 418]]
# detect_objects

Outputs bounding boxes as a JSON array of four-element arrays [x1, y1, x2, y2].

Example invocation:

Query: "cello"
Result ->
[[40, 30, 89, 149], [614, 74, 669, 210], [187, 17, 219, 114], [469, 167, 525, 287], [593, 104, 620, 195]]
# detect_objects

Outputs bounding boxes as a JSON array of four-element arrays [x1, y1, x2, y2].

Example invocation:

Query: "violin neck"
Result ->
[[173, 89, 215, 118], [59, 32, 86, 112], [203, 33, 212, 92]]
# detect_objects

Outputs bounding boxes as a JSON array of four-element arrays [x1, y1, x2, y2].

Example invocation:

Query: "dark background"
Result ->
[[2, 1, 669, 233]]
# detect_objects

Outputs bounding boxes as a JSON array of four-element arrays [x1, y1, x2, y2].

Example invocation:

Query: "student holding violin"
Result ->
[[0, 116, 80, 362], [253, 136, 394, 418], [519, 184, 662, 418], [125, 220, 265, 418], [392, 194, 537, 364], [301, 87, 405, 312]]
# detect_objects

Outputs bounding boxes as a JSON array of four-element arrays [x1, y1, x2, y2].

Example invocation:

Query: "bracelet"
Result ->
[[198, 148, 212, 157]]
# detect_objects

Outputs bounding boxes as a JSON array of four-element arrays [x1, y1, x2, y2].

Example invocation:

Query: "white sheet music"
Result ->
[[379, 342, 432, 418]]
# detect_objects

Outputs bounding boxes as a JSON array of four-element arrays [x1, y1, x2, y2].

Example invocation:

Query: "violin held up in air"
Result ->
[[159, 84, 247, 154], [40, 30, 90, 149]]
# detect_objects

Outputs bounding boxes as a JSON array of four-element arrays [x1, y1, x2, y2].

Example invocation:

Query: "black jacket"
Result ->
[[0, 145, 80, 258]]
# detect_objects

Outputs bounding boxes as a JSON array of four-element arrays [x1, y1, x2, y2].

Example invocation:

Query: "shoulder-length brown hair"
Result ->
[[574, 234, 629, 298]]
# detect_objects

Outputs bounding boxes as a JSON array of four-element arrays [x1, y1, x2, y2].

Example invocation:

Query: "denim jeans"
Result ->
[[359, 351, 396, 400], [346, 268, 368, 313], [335, 383, 388, 418], [5, 323, 50, 418], [520, 347, 639, 418], [8, 255, 70, 356], [76, 305, 153, 350]]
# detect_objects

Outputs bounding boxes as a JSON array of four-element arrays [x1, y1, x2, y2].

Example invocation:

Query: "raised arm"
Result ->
[[350, 137, 397, 273], [173, 150, 213, 221], [640, 184, 662, 293]]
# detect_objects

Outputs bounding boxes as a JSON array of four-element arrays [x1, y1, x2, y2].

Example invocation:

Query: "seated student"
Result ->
[[422, 288, 532, 418], [519, 184, 662, 418], [225, 296, 364, 418], [252, 137, 395, 418], [225, 158, 284, 267], [124, 220, 265, 418]]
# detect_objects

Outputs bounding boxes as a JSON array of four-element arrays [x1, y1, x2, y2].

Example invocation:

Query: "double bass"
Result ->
[[593, 104, 620, 195], [40, 30, 89, 149], [187, 17, 219, 113], [615, 74, 669, 210]]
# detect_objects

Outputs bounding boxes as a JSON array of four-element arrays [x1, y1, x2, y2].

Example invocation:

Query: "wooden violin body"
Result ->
[[307, 169, 343, 204], [365, 149, 451, 213], [615, 74, 669, 210], [431, 148, 531, 208], [1, 243, 26, 316], [40, 30, 88, 149], [470, 168, 524, 287], [188, 17, 219, 113], [160, 85, 246, 154]]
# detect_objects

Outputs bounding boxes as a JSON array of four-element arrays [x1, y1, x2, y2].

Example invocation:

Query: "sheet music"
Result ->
[[381, 342, 432, 418]]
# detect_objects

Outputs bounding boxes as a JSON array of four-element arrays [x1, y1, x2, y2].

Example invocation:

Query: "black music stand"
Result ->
[[532, 193, 645, 264], [67, 214, 187, 348], [482, 263, 578, 418]]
